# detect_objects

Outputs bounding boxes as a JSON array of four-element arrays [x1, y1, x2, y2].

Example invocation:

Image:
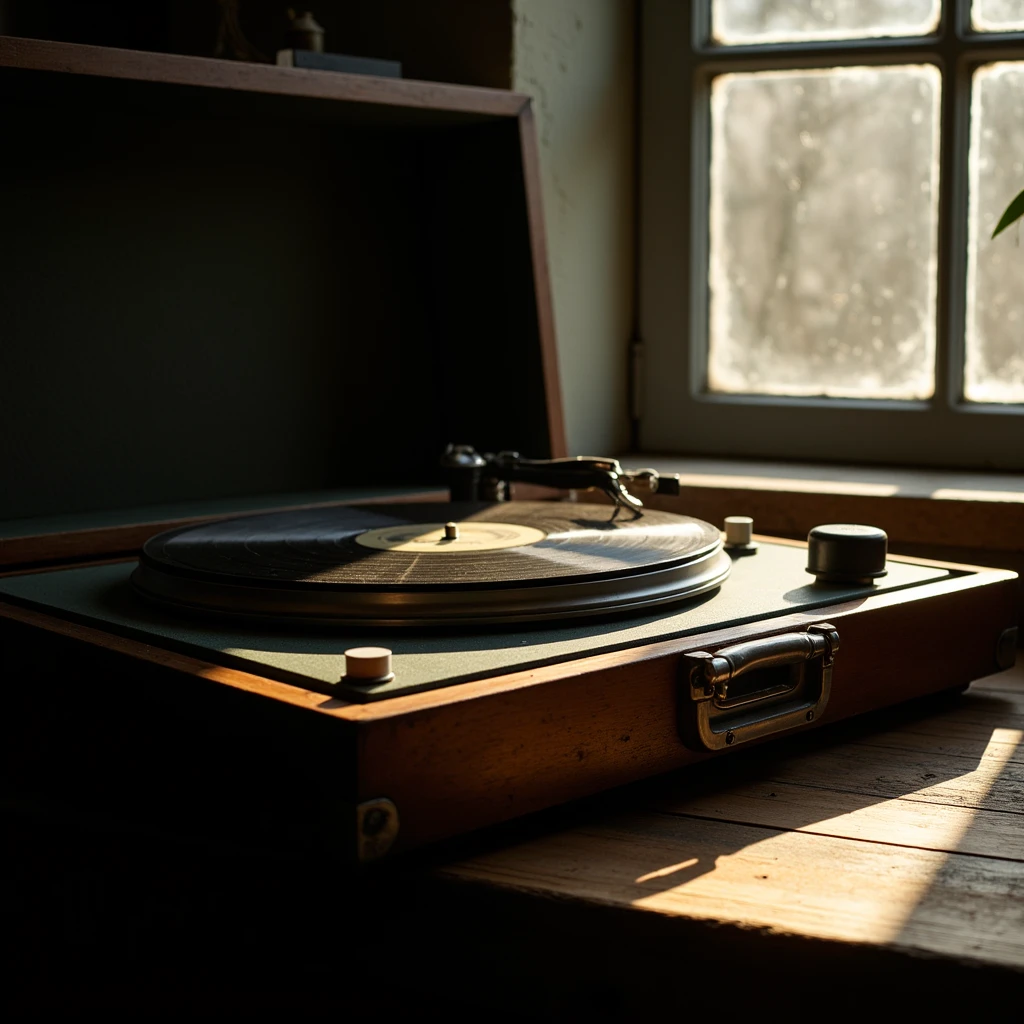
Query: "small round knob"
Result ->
[[343, 647, 395, 685], [444, 521, 460, 541], [806, 524, 887, 584], [724, 515, 758, 554]]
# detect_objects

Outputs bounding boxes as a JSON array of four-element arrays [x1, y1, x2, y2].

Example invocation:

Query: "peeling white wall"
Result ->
[[512, 0, 634, 456]]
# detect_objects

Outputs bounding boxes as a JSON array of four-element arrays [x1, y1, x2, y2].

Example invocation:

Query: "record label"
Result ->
[[355, 522, 546, 553]]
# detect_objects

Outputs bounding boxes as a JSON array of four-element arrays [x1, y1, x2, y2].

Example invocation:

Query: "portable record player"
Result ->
[[2, 446, 1018, 862], [0, 38, 1018, 864]]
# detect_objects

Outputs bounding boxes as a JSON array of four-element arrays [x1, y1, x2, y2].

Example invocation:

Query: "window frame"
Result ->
[[638, 0, 1024, 470]]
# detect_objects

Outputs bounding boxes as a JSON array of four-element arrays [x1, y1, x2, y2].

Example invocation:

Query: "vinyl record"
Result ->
[[132, 502, 731, 626]]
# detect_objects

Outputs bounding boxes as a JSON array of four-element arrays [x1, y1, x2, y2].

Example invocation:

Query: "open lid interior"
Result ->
[[0, 40, 563, 565]]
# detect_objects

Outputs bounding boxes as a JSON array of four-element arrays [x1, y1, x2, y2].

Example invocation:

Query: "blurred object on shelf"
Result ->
[[277, 7, 401, 78], [285, 8, 324, 52]]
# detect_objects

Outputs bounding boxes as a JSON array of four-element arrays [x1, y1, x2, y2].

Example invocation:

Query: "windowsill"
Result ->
[[623, 454, 1024, 556]]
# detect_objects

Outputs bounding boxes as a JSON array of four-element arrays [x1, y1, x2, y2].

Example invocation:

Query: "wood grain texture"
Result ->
[[0, 35, 527, 117], [443, 815, 1024, 967], [441, 664, 1024, 970], [744, 744, 1024, 814], [649, 782, 1022, 858], [645, 687, 1024, 858]]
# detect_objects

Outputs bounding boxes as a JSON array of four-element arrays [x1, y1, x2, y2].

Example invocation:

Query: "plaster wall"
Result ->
[[512, 0, 634, 456]]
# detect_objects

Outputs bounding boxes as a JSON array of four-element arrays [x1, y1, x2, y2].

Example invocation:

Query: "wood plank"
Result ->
[[849, 723, 1024, 765], [646, 782, 1024, 859], [822, 689, 1024, 762], [642, 668, 1024, 856], [893, 699, 1024, 730], [442, 812, 1024, 968], [438, 664, 1024, 970], [746, 737, 1024, 814]]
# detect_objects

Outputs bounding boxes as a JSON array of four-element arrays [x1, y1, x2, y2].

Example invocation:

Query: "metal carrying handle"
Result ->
[[699, 631, 835, 708], [678, 624, 839, 752]]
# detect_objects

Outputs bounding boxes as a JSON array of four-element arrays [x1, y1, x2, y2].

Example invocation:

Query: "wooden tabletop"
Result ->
[[424, 661, 1024, 1009], [10, 664, 1023, 1014]]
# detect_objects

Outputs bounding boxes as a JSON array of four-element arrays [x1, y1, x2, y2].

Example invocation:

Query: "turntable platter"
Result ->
[[131, 502, 732, 626]]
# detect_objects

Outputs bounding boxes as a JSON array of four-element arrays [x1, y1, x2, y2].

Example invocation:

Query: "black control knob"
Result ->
[[806, 524, 888, 584]]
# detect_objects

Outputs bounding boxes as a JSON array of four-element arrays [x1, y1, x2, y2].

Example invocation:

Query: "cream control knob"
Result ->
[[723, 516, 757, 554], [343, 647, 395, 685]]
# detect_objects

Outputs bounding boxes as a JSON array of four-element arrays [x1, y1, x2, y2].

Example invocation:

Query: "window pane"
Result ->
[[972, 0, 1024, 32], [707, 66, 940, 399], [712, 0, 940, 44], [965, 62, 1024, 405]]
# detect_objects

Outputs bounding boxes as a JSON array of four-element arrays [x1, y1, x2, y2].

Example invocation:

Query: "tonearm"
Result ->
[[441, 445, 682, 515]]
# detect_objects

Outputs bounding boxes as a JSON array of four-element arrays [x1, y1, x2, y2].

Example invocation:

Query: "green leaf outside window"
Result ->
[[991, 188, 1024, 239]]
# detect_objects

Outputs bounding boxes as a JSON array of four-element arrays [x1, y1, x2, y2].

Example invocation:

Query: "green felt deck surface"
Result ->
[[0, 543, 949, 702]]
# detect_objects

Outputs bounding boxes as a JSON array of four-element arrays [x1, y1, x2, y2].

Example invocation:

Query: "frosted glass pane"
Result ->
[[965, 62, 1024, 405], [708, 66, 940, 399], [712, 0, 940, 44], [972, 0, 1024, 32]]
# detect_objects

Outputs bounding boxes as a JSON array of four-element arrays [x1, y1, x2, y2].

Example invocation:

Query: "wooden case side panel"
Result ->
[[359, 646, 704, 850], [821, 583, 1017, 717], [358, 575, 1018, 854]]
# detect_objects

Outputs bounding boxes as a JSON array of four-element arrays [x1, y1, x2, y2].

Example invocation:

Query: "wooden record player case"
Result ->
[[0, 37, 1018, 864]]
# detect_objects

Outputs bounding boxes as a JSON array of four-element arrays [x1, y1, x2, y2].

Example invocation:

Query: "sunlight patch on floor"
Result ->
[[630, 727, 1023, 944], [626, 729, 1019, 942]]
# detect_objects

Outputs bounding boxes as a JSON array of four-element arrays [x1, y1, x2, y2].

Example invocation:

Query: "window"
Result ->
[[639, 0, 1024, 469]]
